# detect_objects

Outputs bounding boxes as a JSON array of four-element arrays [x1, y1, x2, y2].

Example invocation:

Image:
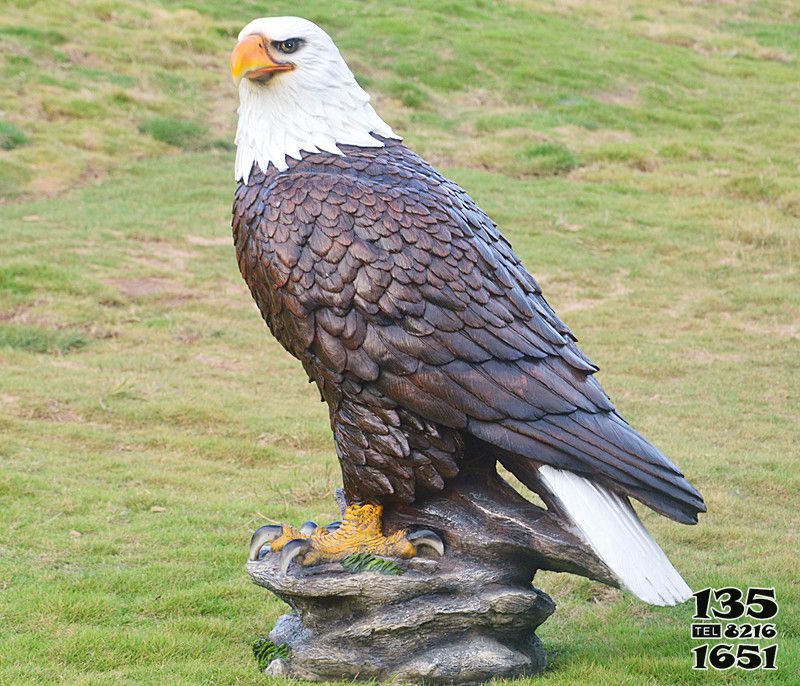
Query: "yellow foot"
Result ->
[[248, 504, 444, 572]]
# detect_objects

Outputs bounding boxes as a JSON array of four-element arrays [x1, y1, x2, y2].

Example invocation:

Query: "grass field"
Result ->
[[1, 0, 798, 684]]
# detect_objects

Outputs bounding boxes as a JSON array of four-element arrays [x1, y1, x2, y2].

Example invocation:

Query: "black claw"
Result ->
[[300, 520, 318, 536], [249, 524, 283, 561], [280, 538, 313, 574], [325, 520, 341, 532], [408, 529, 444, 558]]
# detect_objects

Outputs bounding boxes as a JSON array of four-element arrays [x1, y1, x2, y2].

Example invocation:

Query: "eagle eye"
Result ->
[[276, 38, 301, 54]]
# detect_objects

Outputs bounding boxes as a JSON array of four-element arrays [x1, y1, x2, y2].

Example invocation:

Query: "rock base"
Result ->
[[246, 464, 616, 683], [248, 552, 553, 684]]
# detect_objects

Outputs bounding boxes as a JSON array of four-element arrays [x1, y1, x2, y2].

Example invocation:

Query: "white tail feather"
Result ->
[[538, 465, 692, 606]]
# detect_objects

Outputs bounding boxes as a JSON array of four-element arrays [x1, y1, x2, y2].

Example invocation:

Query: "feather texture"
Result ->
[[537, 465, 692, 605], [232, 137, 705, 525]]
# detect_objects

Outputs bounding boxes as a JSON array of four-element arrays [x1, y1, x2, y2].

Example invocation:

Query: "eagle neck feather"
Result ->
[[234, 72, 399, 182]]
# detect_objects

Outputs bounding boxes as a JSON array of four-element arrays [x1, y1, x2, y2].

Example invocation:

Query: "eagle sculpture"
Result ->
[[231, 17, 705, 605]]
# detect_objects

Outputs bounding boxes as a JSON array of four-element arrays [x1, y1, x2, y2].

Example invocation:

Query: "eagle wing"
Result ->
[[253, 149, 705, 524]]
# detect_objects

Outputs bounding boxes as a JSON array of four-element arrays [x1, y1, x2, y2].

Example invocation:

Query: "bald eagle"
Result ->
[[231, 17, 704, 605]]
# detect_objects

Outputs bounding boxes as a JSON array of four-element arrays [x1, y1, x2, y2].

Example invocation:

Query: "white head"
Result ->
[[230, 16, 400, 182]]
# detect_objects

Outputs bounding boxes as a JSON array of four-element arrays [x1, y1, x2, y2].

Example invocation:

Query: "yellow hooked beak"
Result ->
[[230, 34, 294, 85]]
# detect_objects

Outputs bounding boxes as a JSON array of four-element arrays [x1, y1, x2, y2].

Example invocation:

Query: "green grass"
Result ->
[[341, 553, 406, 575], [139, 117, 208, 149], [0, 0, 798, 684], [0, 324, 88, 354], [0, 120, 28, 150], [252, 638, 290, 672], [516, 141, 579, 175]]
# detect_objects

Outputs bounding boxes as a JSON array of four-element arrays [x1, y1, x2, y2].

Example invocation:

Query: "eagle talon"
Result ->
[[281, 538, 313, 574], [250, 507, 443, 569], [407, 529, 445, 558], [300, 520, 318, 536], [249, 524, 284, 561]]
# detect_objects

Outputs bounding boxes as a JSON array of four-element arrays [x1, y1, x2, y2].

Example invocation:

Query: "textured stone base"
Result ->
[[248, 552, 553, 684], [246, 464, 617, 683]]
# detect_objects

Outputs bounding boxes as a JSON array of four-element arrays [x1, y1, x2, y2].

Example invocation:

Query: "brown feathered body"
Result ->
[[232, 138, 705, 524]]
